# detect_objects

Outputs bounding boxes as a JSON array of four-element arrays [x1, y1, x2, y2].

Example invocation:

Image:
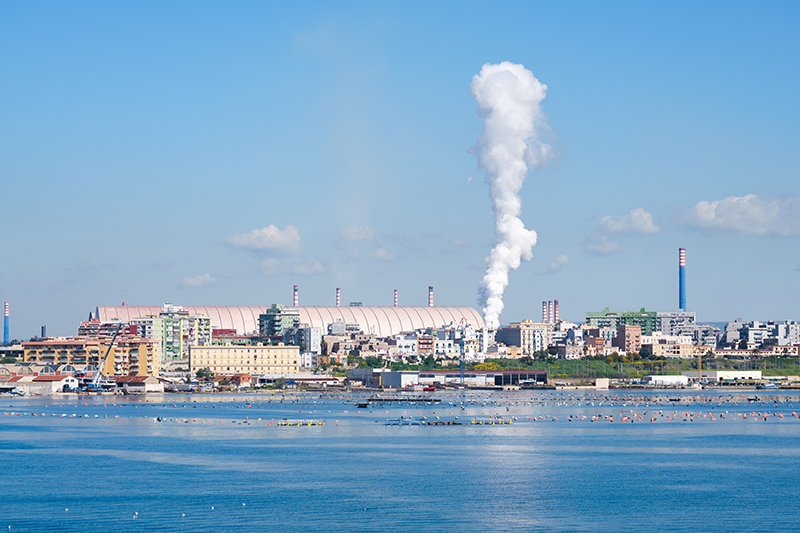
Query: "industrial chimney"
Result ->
[[554, 299, 560, 323], [548, 300, 554, 324], [679, 248, 686, 311], [394, 289, 398, 307], [542, 301, 547, 323], [428, 286, 434, 307], [336, 287, 341, 307], [293, 285, 299, 307], [3, 302, 8, 344]]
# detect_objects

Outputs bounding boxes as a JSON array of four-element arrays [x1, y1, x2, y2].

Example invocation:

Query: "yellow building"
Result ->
[[23, 336, 160, 377], [651, 343, 694, 359], [189, 344, 300, 375]]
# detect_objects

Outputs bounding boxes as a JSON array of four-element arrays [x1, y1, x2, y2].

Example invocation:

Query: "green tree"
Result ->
[[738, 339, 748, 349], [196, 367, 213, 379]]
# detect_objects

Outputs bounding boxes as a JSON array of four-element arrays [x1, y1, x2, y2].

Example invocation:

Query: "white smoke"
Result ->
[[470, 62, 553, 328]]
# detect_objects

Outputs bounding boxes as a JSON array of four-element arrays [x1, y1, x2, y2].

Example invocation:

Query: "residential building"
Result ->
[[259, 304, 300, 338], [283, 325, 322, 355], [22, 336, 160, 377], [614, 325, 642, 354], [586, 308, 657, 335], [656, 311, 696, 335]]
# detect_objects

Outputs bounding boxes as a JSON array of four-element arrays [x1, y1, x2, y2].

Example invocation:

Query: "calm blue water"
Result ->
[[1, 390, 799, 532]]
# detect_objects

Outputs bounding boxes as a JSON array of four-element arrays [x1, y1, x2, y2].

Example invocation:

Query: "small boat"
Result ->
[[423, 386, 436, 392]]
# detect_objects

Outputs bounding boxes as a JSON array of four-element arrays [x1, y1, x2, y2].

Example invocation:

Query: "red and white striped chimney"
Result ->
[[548, 301, 554, 323], [293, 285, 299, 307], [4, 302, 8, 317], [542, 301, 547, 323], [428, 286, 434, 307], [554, 300, 559, 323], [336, 287, 341, 307], [394, 289, 398, 307]]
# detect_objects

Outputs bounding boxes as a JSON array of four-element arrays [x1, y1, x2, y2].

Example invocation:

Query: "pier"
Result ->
[[277, 419, 324, 426], [367, 396, 441, 404]]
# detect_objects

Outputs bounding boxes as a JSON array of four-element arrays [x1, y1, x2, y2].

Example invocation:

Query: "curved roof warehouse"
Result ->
[[95, 306, 485, 338]]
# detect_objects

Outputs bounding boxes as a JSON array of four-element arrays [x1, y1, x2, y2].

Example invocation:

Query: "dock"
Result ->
[[368, 396, 441, 404], [470, 418, 513, 425], [277, 419, 324, 426], [385, 418, 425, 426]]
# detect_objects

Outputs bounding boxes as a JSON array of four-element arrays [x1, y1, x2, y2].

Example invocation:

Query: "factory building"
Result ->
[[96, 305, 484, 338]]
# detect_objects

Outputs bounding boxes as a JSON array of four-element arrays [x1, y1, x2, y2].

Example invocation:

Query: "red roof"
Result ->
[[113, 376, 151, 383], [33, 375, 74, 382]]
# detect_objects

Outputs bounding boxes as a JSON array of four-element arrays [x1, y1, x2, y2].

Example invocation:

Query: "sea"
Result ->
[[1, 389, 799, 532]]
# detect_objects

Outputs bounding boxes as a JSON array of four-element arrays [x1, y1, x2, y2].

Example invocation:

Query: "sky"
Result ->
[[2, 1, 799, 338]]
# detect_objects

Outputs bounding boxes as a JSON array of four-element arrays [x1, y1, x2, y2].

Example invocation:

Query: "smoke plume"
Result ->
[[470, 62, 553, 328]]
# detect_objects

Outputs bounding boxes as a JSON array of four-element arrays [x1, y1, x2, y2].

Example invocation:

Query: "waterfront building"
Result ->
[[642, 375, 688, 386], [189, 344, 300, 375], [586, 308, 657, 335], [22, 336, 160, 376], [681, 370, 762, 382]]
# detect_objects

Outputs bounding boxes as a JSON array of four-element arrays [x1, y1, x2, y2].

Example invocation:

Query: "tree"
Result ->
[[738, 339, 748, 350], [639, 345, 652, 359], [196, 367, 213, 379]]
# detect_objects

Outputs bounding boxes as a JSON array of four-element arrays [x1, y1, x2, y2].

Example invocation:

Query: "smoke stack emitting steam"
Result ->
[[471, 62, 553, 328]]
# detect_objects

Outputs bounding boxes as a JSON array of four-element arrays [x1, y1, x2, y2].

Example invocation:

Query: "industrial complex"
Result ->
[[1, 248, 800, 394]]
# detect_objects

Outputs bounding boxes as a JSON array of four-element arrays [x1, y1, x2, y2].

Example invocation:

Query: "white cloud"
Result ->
[[225, 225, 300, 251], [373, 248, 395, 261], [260, 258, 324, 276], [599, 208, 660, 234], [450, 238, 470, 247], [536, 254, 569, 275], [583, 207, 658, 255], [684, 194, 800, 236], [181, 273, 215, 287], [584, 233, 619, 255], [337, 225, 375, 244]]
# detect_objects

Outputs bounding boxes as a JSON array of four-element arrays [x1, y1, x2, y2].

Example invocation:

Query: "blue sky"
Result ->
[[2, 1, 799, 337]]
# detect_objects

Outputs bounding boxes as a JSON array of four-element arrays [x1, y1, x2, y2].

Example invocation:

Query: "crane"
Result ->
[[86, 323, 124, 392]]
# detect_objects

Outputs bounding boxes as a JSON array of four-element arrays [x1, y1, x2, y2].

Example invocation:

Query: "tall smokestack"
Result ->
[[554, 300, 559, 323], [542, 301, 547, 323], [293, 285, 299, 307], [394, 289, 398, 307], [679, 248, 686, 311], [336, 287, 341, 307], [428, 286, 434, 307], [471, 62, 553, 328], [41, 325, 46, 338], [548, 301, 553, 324], [3, 302, 8, 344]]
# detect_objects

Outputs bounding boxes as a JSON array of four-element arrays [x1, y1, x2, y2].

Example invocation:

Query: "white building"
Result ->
[[642, 374, 688, 386]]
